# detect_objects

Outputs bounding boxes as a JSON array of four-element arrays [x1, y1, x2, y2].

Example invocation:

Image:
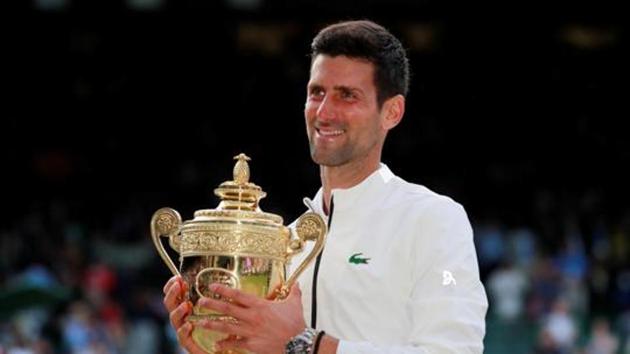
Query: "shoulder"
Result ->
[[383, 176, 473, 251], [383, 175, 467, 220]]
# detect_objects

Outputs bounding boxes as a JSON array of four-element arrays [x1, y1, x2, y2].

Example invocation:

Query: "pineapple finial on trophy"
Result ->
[[233, 153, 251, 185]]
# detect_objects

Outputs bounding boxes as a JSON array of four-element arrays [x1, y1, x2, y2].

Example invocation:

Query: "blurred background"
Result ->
[[1, 0, 628, 353]]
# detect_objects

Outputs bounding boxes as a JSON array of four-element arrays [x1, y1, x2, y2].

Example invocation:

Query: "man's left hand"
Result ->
[[198, 282, 306, 354]]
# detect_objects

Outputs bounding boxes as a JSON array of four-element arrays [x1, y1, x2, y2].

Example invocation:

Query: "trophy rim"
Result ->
[[191, 209, 283, 226]]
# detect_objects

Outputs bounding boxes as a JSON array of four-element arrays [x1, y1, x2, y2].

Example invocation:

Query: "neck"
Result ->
[[320, 153, 381, 214]]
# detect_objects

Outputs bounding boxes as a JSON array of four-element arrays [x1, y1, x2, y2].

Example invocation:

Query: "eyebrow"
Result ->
[[334, 85, 362, 94], [308, 83, 364, 96]]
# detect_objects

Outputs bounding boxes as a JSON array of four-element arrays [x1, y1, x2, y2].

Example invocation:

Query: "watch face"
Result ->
[[287, 339, 308, 352], [286, 329, 316, 353]]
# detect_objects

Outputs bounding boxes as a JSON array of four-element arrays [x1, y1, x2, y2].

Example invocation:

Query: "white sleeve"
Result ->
[[337, 199, 488, 354]]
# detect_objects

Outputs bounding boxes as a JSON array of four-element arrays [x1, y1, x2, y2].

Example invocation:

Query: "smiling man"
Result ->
[[163, 20, 488, 354]]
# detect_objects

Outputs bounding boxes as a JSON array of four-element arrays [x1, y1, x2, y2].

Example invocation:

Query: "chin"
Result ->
[[311, 154, 348, 167], [309, 144, 350, 167]]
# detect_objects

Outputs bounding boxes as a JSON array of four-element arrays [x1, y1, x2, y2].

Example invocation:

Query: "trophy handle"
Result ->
[[281, 212, 327, 298], [150, 207, 182, 276]]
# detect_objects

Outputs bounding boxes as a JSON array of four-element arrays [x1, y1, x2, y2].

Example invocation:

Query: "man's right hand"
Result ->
[[163, 275, 206, 354]]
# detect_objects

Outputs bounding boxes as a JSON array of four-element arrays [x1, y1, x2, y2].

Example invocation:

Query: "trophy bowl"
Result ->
[[151, 154, 327, 354]]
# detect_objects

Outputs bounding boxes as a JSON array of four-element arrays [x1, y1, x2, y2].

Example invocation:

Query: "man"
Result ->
[[163, 20, 488, 353]]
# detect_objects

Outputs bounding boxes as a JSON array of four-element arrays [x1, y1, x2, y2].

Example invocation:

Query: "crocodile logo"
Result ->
[[349, 253, 370, 265]]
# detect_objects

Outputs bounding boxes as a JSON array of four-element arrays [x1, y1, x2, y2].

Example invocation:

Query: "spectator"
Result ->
[[488, 260, 529, 321], [541, 298, 577, 353], [585, 317, 619, 354]]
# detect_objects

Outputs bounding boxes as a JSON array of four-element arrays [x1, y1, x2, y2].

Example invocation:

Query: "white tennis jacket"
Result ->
[[288, 164, 488, 353]]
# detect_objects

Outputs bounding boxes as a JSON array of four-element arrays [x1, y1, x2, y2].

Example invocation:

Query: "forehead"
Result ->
[[308, 55, 376, 90]]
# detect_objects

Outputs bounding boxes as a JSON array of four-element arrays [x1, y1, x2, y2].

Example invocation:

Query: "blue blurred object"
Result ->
[[0, 265, 70, 319]]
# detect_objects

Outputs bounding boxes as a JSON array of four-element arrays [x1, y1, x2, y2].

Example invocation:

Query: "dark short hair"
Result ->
[[311, 20, 410, 107]]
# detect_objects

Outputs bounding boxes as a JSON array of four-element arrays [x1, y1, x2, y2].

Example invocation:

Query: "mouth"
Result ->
[[315, 127, 346, 137]]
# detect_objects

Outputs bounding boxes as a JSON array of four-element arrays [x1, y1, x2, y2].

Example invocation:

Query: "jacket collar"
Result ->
[[303, 163, 394, 215]]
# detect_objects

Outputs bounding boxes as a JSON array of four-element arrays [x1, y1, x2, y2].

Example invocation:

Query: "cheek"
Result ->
[[356, 114, 383, 136], [304, 103, 318, 122]]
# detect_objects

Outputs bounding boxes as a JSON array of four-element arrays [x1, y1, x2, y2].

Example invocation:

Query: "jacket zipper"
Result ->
[[311, 196, 334, 328]]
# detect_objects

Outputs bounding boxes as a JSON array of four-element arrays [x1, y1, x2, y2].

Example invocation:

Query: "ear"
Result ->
[[381, 95, 405, 131]]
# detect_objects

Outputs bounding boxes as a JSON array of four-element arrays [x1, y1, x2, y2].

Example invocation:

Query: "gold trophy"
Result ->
[[151, 153, 327, 354]]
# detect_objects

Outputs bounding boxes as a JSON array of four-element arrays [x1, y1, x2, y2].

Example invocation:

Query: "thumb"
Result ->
[[288, 282, 302, 301]]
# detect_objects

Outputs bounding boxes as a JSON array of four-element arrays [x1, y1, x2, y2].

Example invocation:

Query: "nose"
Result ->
[[315, 95, 336, 123]]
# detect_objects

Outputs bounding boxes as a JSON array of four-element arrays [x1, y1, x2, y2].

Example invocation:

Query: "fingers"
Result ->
[[199, 318, 252, 338], [163, 275, 180, 295], [170, 301, 193, 330], [289, 282, 302, 297], [164, 278, 187, 312], [176, 322, 207, 354], [266, 283, 286, 300], [216, 335, 250, 352], [176, 321, 193, 345], [278, 282, 302, 304], [198, 297, 253, 323], [209, 284, 262, 307], [165, 276, 203, 354]]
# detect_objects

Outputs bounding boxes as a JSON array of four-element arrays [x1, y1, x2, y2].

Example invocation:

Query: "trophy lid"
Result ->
[[188, 153, 283, 226]]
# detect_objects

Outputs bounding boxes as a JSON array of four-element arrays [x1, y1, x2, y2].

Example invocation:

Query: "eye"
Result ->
[[309, 87, 325, 99], [340, 89, 357, 101]]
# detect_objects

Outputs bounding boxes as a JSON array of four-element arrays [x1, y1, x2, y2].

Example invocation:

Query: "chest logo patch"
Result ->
[[442, 270, 456, 286], [349, 252, 371, 265]]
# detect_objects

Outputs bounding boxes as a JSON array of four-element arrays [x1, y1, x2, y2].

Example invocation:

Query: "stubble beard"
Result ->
[[308, 136, 354, 167]]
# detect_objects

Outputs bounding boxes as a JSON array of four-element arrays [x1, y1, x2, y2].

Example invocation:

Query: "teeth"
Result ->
[[318, 129, 344, 136]]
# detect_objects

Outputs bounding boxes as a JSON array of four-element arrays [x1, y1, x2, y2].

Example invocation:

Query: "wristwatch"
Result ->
[[285, 327, 317, 354]]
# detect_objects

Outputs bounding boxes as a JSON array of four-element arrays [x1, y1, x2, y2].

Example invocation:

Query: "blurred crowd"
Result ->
[[478, 190, 630, 354], [0, 197, 182, 354]]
